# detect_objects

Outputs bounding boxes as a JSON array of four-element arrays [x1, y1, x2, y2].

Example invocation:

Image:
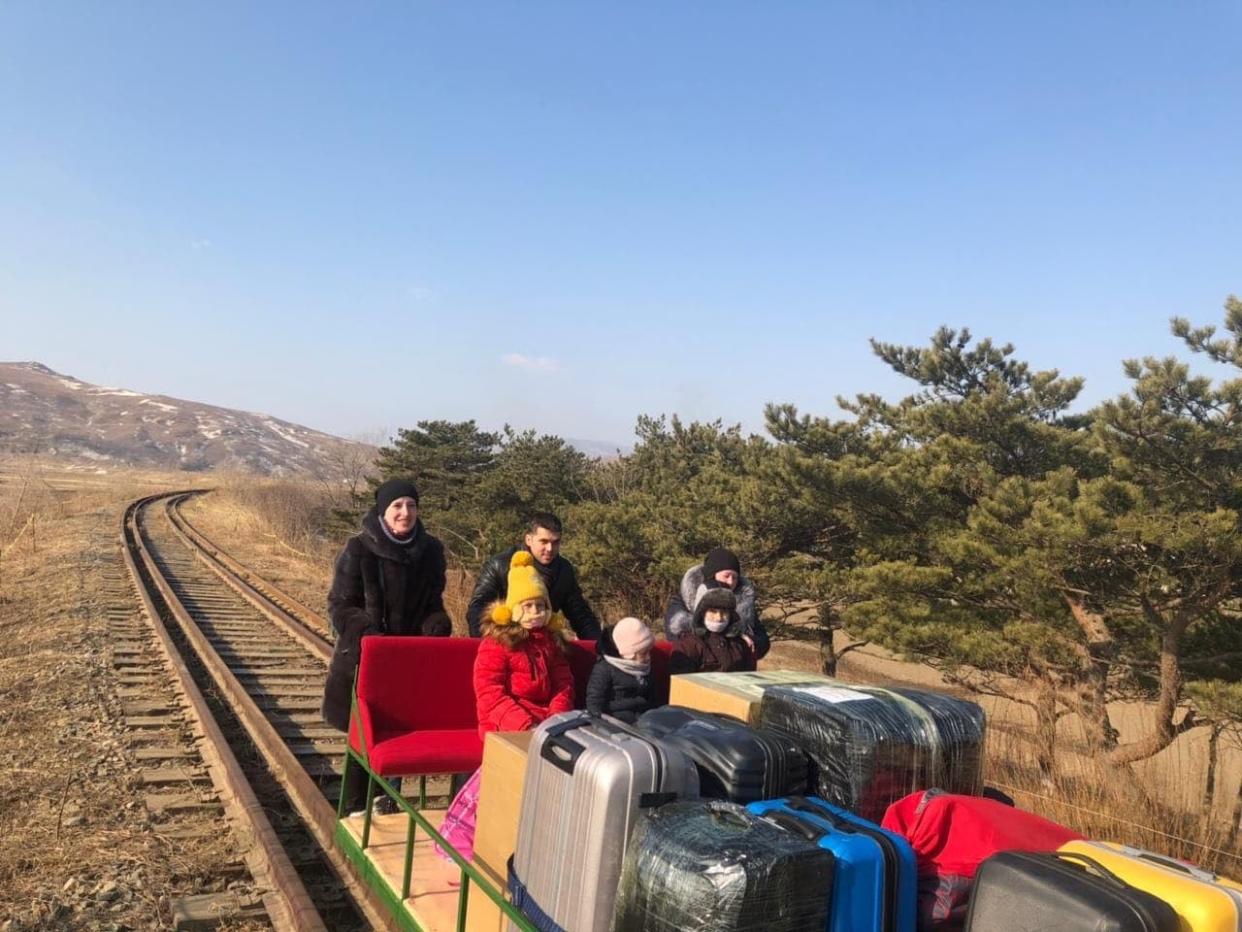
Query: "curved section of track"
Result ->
[[122, 491, 389, 931]]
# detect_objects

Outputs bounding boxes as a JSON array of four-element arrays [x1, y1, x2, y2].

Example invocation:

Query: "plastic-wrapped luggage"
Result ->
[[756, 681, 986, 822], [748, 795, 916, 932], [612, 799, 836, 932], [881, 790, 1083, 929], [508, 711, 699, 932], [966, 850, 1181, 931], [636, 706, 808, 803], [1057, 841, 1242, 932]]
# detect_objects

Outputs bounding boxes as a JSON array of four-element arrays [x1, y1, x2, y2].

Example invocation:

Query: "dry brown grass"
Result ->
[[985, 726, 1242, 877], [0, 462, 272, 929], [178, 479, 338, 618], [0, 458, 66, 593]]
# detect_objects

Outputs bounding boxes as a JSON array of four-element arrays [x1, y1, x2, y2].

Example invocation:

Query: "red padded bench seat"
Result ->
[[351, 636, 484, 778], [351, 636, 676, 778]]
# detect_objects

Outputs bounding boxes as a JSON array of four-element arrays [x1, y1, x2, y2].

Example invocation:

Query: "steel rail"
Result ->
[[120, 493, 326, 932], [162, 498, 332, 643], [161, 494, 333, 660], [128, 492, 392, 931]]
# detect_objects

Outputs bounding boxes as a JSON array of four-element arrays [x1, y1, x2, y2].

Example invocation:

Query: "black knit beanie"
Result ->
[[375, 478, 420, 514], [702, 547, 741, 581]]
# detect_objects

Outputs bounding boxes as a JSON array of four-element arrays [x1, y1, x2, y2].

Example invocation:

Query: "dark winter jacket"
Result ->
[[664, 563, 769, 660], [466, 546, 601, 640], [585, 626, 656, 724], [669, 591, 756, 676], [473, 628, 575, 737], [320, 511, 452, 731]]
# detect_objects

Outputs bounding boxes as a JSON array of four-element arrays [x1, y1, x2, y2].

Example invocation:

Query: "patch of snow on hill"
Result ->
[[263, 418, 310, 448], [139, 399, 179, 412]]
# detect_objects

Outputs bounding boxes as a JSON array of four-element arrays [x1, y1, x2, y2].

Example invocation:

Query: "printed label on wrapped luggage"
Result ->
[[688, 671, 834, 700], [791, 685, 872, 703]]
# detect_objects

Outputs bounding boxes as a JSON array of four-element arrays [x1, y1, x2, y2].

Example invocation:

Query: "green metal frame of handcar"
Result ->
[[338, 690, 537, 932]]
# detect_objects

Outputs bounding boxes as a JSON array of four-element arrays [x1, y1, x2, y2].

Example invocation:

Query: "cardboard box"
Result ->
[[473, 730, 533, 882], [464, 859, 510, 932], [669, 670, 832, 724]]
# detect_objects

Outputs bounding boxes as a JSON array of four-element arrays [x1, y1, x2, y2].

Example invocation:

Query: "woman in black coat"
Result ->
[[321, 479, 452, 809]]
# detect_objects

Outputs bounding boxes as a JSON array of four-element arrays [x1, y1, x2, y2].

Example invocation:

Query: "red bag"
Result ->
[[881, 790, 1083, 929]]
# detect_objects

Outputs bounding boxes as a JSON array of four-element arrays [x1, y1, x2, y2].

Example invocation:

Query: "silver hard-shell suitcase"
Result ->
[[508, 711, 699, 932]]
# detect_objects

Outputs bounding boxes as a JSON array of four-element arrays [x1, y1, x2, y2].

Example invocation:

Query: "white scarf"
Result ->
[[605, 655, 650, 680]]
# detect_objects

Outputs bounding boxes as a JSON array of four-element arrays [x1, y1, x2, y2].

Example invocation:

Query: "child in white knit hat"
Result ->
[[585, 617, 657, 724]]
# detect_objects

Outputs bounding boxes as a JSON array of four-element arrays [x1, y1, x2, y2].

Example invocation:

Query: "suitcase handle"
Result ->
[[1122, 847, 1217, 883], [543, 717, 587, 740], [785, 796, 853, 833], [1052, 852, 1132, 890], [545, 714, 678, 785], [760, 811, 825, 842], [539, 712, 638, 775], [540, 730, 586, 775]]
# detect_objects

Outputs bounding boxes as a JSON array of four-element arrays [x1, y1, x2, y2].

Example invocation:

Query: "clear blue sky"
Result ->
[[3, 3, 1239, 446]]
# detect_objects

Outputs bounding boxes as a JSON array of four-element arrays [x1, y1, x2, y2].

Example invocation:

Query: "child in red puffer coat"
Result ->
[[473, 551, 575, 736], [439, 552, 573, 861]]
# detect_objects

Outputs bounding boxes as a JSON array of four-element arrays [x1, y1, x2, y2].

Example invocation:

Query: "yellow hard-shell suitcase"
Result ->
[[1059, 840, 1242, 932]]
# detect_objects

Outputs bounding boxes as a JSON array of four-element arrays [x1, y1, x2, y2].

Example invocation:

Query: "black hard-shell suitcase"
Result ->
[[965, 850, 1181, 932], [757, 681, 985, 822], [636, 705, 809, 802], [612, 799, 836, 932]]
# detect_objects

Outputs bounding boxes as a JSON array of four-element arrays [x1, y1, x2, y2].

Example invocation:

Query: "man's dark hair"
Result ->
[[526, 512, 563, 535]]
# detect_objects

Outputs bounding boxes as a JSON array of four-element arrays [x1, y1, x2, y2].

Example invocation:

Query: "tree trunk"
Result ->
[[1202, 722, 1223, 821], [1034, 681, 1059, 781], [1063, 593, 1118, 753], [1233, 772, 1242, 842], [1109, 613, 1195, 765], [819, 606, 838, 677]]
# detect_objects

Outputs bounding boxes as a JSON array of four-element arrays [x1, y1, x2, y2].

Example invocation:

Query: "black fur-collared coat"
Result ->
[[320, 510, 452, 730]]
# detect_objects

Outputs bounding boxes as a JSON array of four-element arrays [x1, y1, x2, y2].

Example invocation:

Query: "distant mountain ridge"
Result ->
[[565, 436, 630, 459], [0, 362, 373, 476]]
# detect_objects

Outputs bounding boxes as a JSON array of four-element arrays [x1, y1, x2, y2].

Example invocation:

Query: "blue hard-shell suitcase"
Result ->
[[748, 795, 916, 932]]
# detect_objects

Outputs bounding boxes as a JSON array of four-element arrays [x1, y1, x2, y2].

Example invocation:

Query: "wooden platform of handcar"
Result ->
[[338, 810, 464, 932]]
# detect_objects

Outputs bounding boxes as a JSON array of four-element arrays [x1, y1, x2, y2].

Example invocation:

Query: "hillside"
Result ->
[[0, 362, 372, 477]]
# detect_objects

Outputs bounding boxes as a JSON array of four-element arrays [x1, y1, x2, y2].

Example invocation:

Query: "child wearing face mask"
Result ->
[[439, 552, 575, 862], [473, 551, 575, 736], [668, 587, 755, 675], [586, 617, 657, 723]]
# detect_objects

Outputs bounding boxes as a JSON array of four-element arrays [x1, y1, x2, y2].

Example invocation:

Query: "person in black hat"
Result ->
[[320, 477, 453, 811], [464, 511, 601, 640], [668, 586, 756, 674], [664, 546, 769, 660]]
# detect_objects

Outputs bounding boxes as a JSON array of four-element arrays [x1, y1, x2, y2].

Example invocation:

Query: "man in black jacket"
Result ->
[[466, 512, 602, 639]]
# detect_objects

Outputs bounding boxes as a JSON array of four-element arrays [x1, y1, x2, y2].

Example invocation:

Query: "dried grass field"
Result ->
[[0, 461, 268, 930]]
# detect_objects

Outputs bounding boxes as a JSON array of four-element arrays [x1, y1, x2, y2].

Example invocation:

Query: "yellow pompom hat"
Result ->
[[490, 551, 563, 631]]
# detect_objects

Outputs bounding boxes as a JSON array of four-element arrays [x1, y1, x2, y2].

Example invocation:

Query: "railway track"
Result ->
[[120, 490, 394, 931]]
